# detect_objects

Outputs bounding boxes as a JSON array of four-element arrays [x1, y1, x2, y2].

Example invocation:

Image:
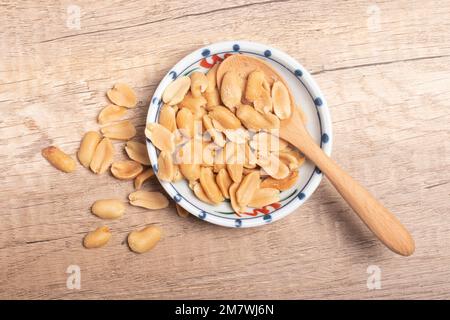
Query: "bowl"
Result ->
[[146, 40, 332, 228]]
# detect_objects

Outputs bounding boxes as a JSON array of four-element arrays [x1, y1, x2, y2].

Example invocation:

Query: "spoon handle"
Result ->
[[291, 130, 415, 256]]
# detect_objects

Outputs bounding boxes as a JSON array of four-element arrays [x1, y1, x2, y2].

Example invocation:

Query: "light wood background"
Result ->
[[1, 0, 449, 300]]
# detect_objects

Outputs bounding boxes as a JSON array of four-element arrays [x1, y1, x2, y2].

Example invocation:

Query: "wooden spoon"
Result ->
[[218, 55, 415, 256]]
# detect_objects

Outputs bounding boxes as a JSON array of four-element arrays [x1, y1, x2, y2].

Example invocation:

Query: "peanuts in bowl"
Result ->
[[146, 41, 332, 228]]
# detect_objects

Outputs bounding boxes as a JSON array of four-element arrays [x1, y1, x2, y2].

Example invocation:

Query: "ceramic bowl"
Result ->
[[146, 40, 332, 228]]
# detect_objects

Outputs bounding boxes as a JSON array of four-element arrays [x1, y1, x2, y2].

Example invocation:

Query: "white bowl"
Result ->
[[146, 41, 332, 228]]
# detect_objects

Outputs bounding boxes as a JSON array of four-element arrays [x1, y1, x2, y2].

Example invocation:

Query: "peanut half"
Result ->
[[229, 182, 246, 214], [158, 104, 177, 132], [208, 105, 241, 130], [134, 168, 154, 189], [199, 167, 224, 204], [216, 168, 232, 199], [190, 72, 208, 97], [98, 104, 127, 125], [248, 188, 280, 208], [111, 160, 143, 180], [128, 191, 169, 209], [107, 83, 137, 108], [272, 81, 291, 119], [145, 123, 175, 153], [220, 71, 243, 110], [157, 151, 174, 182], [42, 146, 76, 173], [77, 131, 102, 168], [91, 199, 125, 219], [176, 204, 190, 218], [128, 225, 161, 254], [260, 170, 299, 191], [90, 137, 114, 174], [176, 108, 195, 138], [101, 120, 136, 140], [125, 141, 151, 166], [236, 171, 260, 207], [163, 76, 191, 105], [83, 226, 111, 249]]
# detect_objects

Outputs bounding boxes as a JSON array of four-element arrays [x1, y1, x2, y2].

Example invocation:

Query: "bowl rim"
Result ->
[[146, 40, 333, 228]]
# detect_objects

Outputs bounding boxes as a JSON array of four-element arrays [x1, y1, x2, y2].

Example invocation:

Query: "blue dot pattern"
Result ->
[[169, 71, 177, 79], [199, 211, 207, 219], [295, 69, 303, 77], [322, 133, 329, 143], [174, 194, 181, 203], [314, 97, 323, 106], [152, 164, 158, 174], [233, 44, 240, 52], [298, 192, 306, 200], [202, 49, 210, 57], [235, 219, 242, 227], [315, 167, 322, 174], [263, 215, 272, 223], [264, 50, 272, 57], [152, 97, 158, 105]]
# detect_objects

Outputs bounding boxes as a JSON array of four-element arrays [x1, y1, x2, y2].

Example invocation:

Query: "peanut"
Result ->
[[128, 225, 161, 254], [220, 71, 243, 109], [158, 104, 177, 132], [272, 81, 291, 119], [157, 151, 174, 182], [125, 140, 151, 166], [163, 76, 191, 105], [236, 171, 260, 207], [145, 123, 175, 153], [107, 83, 137, 108], [129, 191, 169, 209], [176, 108, 195, 138], [248, 188, 280, 208], [236, 104, 279, 130], [111, 160, 143, 180], [98, 104, 127, 124], [216, 168, 232, 199], [190, 72, 208, 97], [134, 168, 154, 189], [83, 226, 111, 249], [91, 199, 125, 219], [199, 167, 224, 204], [260, 170, 299, 191], [208, 105, 241, 130], [42, 146, 76, 173], [257, 153, 290, 180], [101, 120, 136, 140], [77, 131, 102, 168], [229, 182, 246, 214], [245, 70, 270, 102], [90, 137, 114, 174]]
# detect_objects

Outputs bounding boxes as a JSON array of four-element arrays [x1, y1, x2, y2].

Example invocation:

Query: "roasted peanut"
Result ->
[[245, 70, 270, 102], [90, 137, 114, 174], [253, 87, 272, 114], [203, 114, 226, 147], [83, 226, 111, 249], [236, 171, 260, 207], [272, 81, 291, 119], [191, 180, 214, 205], [257, 153, 289, 180], [125, 140, 151, 166], [101, 120, 136, 140], [248, 188, 280, 208], [216, 168, 232, 199], [107, 83, 137, 108], [176, 204, 190, 218], [208, 105, 241, 130], [78, 131, 102, 168], [260, 170, 299, 191], [236, 104, 279, 130], [176, 108, 195, 137], [42, 146, 76, 173], [145, 123, 175, 153], [190, 72, 208, 97], [128, 225, 161, 254], [179, 92, 207, 114], [129, 191, 169, 209], [229, 182, 246, 214], [111, 160, 143, 180], [158, 104, 177, 132], [157, 151, 174, 182], [134, 168, 154, 189], [98, 104, 127, 124], [220, 71, 243, 110], [199, 167, 224, 204], [91, 199, 125, 219], [163, 76, 191, 105]]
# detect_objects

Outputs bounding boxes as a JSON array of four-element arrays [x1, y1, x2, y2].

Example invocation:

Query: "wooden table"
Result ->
[[1, 0, 449, 300]]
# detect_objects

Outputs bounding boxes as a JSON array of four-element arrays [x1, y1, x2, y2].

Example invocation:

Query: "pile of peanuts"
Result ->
[[146, 56, 305, 214], [41, 83, 184, 254]]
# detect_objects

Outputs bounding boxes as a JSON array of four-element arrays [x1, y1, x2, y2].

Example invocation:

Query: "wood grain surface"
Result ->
[[1, 0, 449, 299]]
